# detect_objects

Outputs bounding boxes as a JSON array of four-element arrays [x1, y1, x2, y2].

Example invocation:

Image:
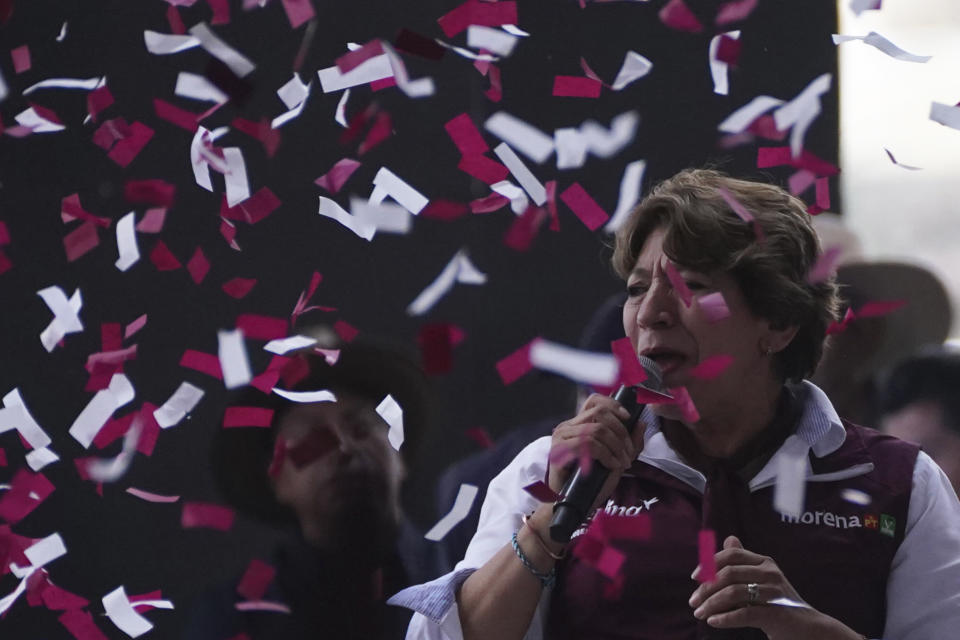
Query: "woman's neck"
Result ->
[[688, 378, 784, 459]]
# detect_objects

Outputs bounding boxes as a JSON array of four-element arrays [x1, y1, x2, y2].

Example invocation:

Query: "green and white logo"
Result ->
[[879, 514, 896, 538]]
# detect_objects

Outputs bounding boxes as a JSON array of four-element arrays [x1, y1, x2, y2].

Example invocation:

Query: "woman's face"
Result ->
[[623, 226, 786, 422]]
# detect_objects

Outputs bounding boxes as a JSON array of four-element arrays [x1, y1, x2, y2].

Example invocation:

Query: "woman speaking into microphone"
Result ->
[[392, 169, 960, 640]]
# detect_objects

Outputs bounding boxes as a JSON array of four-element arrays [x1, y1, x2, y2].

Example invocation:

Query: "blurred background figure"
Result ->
[[877, 347, 960, 495], [431, 292, 626, 575], [811, 213, 952, 426], [189, 328, 432, 640]]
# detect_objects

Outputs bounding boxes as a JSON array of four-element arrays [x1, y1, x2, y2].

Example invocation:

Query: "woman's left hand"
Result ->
[[687, 536, 864, 640]]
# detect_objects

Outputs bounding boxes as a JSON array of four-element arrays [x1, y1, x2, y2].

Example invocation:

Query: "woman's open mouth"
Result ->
[[642, 348, 688, 375]]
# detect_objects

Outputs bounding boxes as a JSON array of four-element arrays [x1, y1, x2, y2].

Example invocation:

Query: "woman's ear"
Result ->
[[766, 324, 799, 354]]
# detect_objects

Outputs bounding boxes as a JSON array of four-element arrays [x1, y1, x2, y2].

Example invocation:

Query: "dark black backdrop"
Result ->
[[0, 1, 837, 637]]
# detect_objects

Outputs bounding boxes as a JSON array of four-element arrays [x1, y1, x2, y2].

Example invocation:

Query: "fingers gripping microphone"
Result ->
[[549, 356, 665, 544]]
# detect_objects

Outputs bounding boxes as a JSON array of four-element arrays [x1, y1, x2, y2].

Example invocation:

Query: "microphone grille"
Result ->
[[636, 355, 664, 392]]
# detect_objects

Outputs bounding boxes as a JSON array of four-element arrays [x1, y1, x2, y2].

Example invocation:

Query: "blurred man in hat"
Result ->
[[188, 327, 432, 640]]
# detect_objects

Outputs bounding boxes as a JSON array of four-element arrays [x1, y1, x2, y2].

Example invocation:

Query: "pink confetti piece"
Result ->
[[394, 28, 446, 60], [235, 601, 292, 613], [102, 326, 122, 358], [37, 579, 91, 611], [457, 154, 510, 185], [470, 192, 510, 214], [207, 0, 230, 24], [663, 261, 693, 307], [153, 98, 199, 132], [86, 345, 137, 375], [332, 319, 358, 342], [464, 426, 494, 449], [757, 146, 839, 177], [418, 323, 454, 374], [0, 448, 5, 466], [223, 406, 273, 428], [484, 65, 502, 102], [125, 179, 175, 207], [180, 349, 223, 379], [523, 480, 561, 503], [697, 529, 717, 582], [92, 412, 134, 449], [124, 314, 147, 339], [219, 219, 241, 251], [595, 545, 626, 579], [280, 0, 314, 28], [61, 193, 111, 227], [697, 291, 730, 323], [371, 76, 398, 91], [136, 404, 161, 457], [716, 0, 758, 25], [857, 299, 906, 318], [64, 221, 100, 262], [746, 114, 789, 141], [504, 205, 548, 251], [186, 247, 210, 284], [659, 0, 703, 32], [0, 469, 55, 523], [807, 177, 831, 215], [552, 76, 602, 98], [59, 609, 110, 640], [357, 111, 392, 155], [125, 487, 180, 503], [223, 277, 256, 299], [545, 180, 559, 231], [788, 169, 816, 196], [715, 35, 742, 65], [0, 220, 10, 245], [444, 113, 489, 155], [286, 428, 339, 468], [437, 0, 518, 38], [806, 246, 843, 284], [181, 502, 235, 531], [689, 354, 735, 380], [0, 251, 11, 276], [108, 121, 154, 168], [826, 306, 856, 335], [610, 337, 647, 386], [135, 208, 166, 233], [11, 44, 30, 73], [167, 5, 186, 34], [221, 187, 282, 225], [149, 240, 181, 271], [236, 314, 288, 341], [336, 40, 384, 74], [668, 386, 700, 423], [237, 559, 276, 600], [87, 85, 114, 122], [559, 183, 610, 231], [595, 511, 651, 541], [496, 340, 534, 384], [315, 158, 361, 193], [422, 199, 468, 221]]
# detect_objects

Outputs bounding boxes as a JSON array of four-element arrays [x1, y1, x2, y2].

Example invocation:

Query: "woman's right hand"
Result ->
[[548, 393, 645, 507]]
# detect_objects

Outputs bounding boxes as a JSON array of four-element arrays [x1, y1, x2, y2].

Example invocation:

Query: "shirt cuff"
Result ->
[[388, 568, 476, 624]]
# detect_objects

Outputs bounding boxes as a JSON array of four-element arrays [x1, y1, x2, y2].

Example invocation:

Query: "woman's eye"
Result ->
[[627, 283, 648, 298], [685, 280, 707, 291]]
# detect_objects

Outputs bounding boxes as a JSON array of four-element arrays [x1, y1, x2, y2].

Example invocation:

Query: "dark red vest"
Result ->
[[547, 423, 918, 640]]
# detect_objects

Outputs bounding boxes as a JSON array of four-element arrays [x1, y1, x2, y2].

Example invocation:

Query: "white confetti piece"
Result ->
[[718, 95, 784, 134], [554, 128, 588, 170], [579, 111, 639, 159], [25, 447, 59, 472], [189, 22, 255, 77], [15, 107, 65, 133], [849, 0, 881, 15], [143, 30, 200, 55], [493, 142, 546, 206], [833, 32, 930, 63], [0, 389, 52, 450], [38, 285, 84, 351], [773, 73, 832, 158], [371, 167, 429, 215], [605, 159, 646, 233], [930, 102, 960, 132], [56, 22, 68, 41], [334, 88, 350, 127], [175, 72, 229, 103], [86, 417, 141, 482], [490, 180, 529, 214], [22, 76, 102, 95], [125, 487, 181, 503], [69, 373, 135, 449], [351, 198, 412, 234], [154, 382, 205, 429], [501, 25, 530, 37], [271, 388, 337, 403], [318, 196, 376, 241], [611, 51, 653, 90], [18, 533, 67, 576], [425, 483, 479, 541], [529, 340, 619, 386], [484, 112, 555, 164], [115, 211, 140, 272], [218, 329, 252, 389], [223, 147, 250, 207], [277, 73, 310, 109], [709, 31, 740, 96], [773, 438, 808, 518], [467, 25, 519, 57], [0, 569, 35, 616], [382, 42, 435, 98], [407, 250, 487, 316], [103, 586, 155, 638], [842, 488, 872, 506], [376, 394, 404, 451], [264, 335, 317, 355], [317, 54, 393, 93]]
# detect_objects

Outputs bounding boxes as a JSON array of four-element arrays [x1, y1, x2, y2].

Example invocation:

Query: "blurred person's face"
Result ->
[[623, 227, 795, 424], [270, 391, 405, 553], [882, 401, 960, 495]]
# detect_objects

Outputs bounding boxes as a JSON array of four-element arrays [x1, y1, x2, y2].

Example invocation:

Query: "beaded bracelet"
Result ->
[[511, 531, 557, 589]]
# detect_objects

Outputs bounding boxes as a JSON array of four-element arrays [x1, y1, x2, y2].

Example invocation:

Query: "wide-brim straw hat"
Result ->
[[210, 328, 429, 524]]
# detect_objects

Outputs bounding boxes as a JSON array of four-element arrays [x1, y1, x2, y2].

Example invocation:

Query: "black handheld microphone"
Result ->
[[549, 356, 665, 544]]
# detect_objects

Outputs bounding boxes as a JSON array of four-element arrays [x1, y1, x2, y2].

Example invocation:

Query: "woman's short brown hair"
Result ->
[[612, 168, 840, 383]]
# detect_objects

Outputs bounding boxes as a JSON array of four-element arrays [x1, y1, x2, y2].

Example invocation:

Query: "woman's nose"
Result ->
[[634, 279, 676, 329]]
